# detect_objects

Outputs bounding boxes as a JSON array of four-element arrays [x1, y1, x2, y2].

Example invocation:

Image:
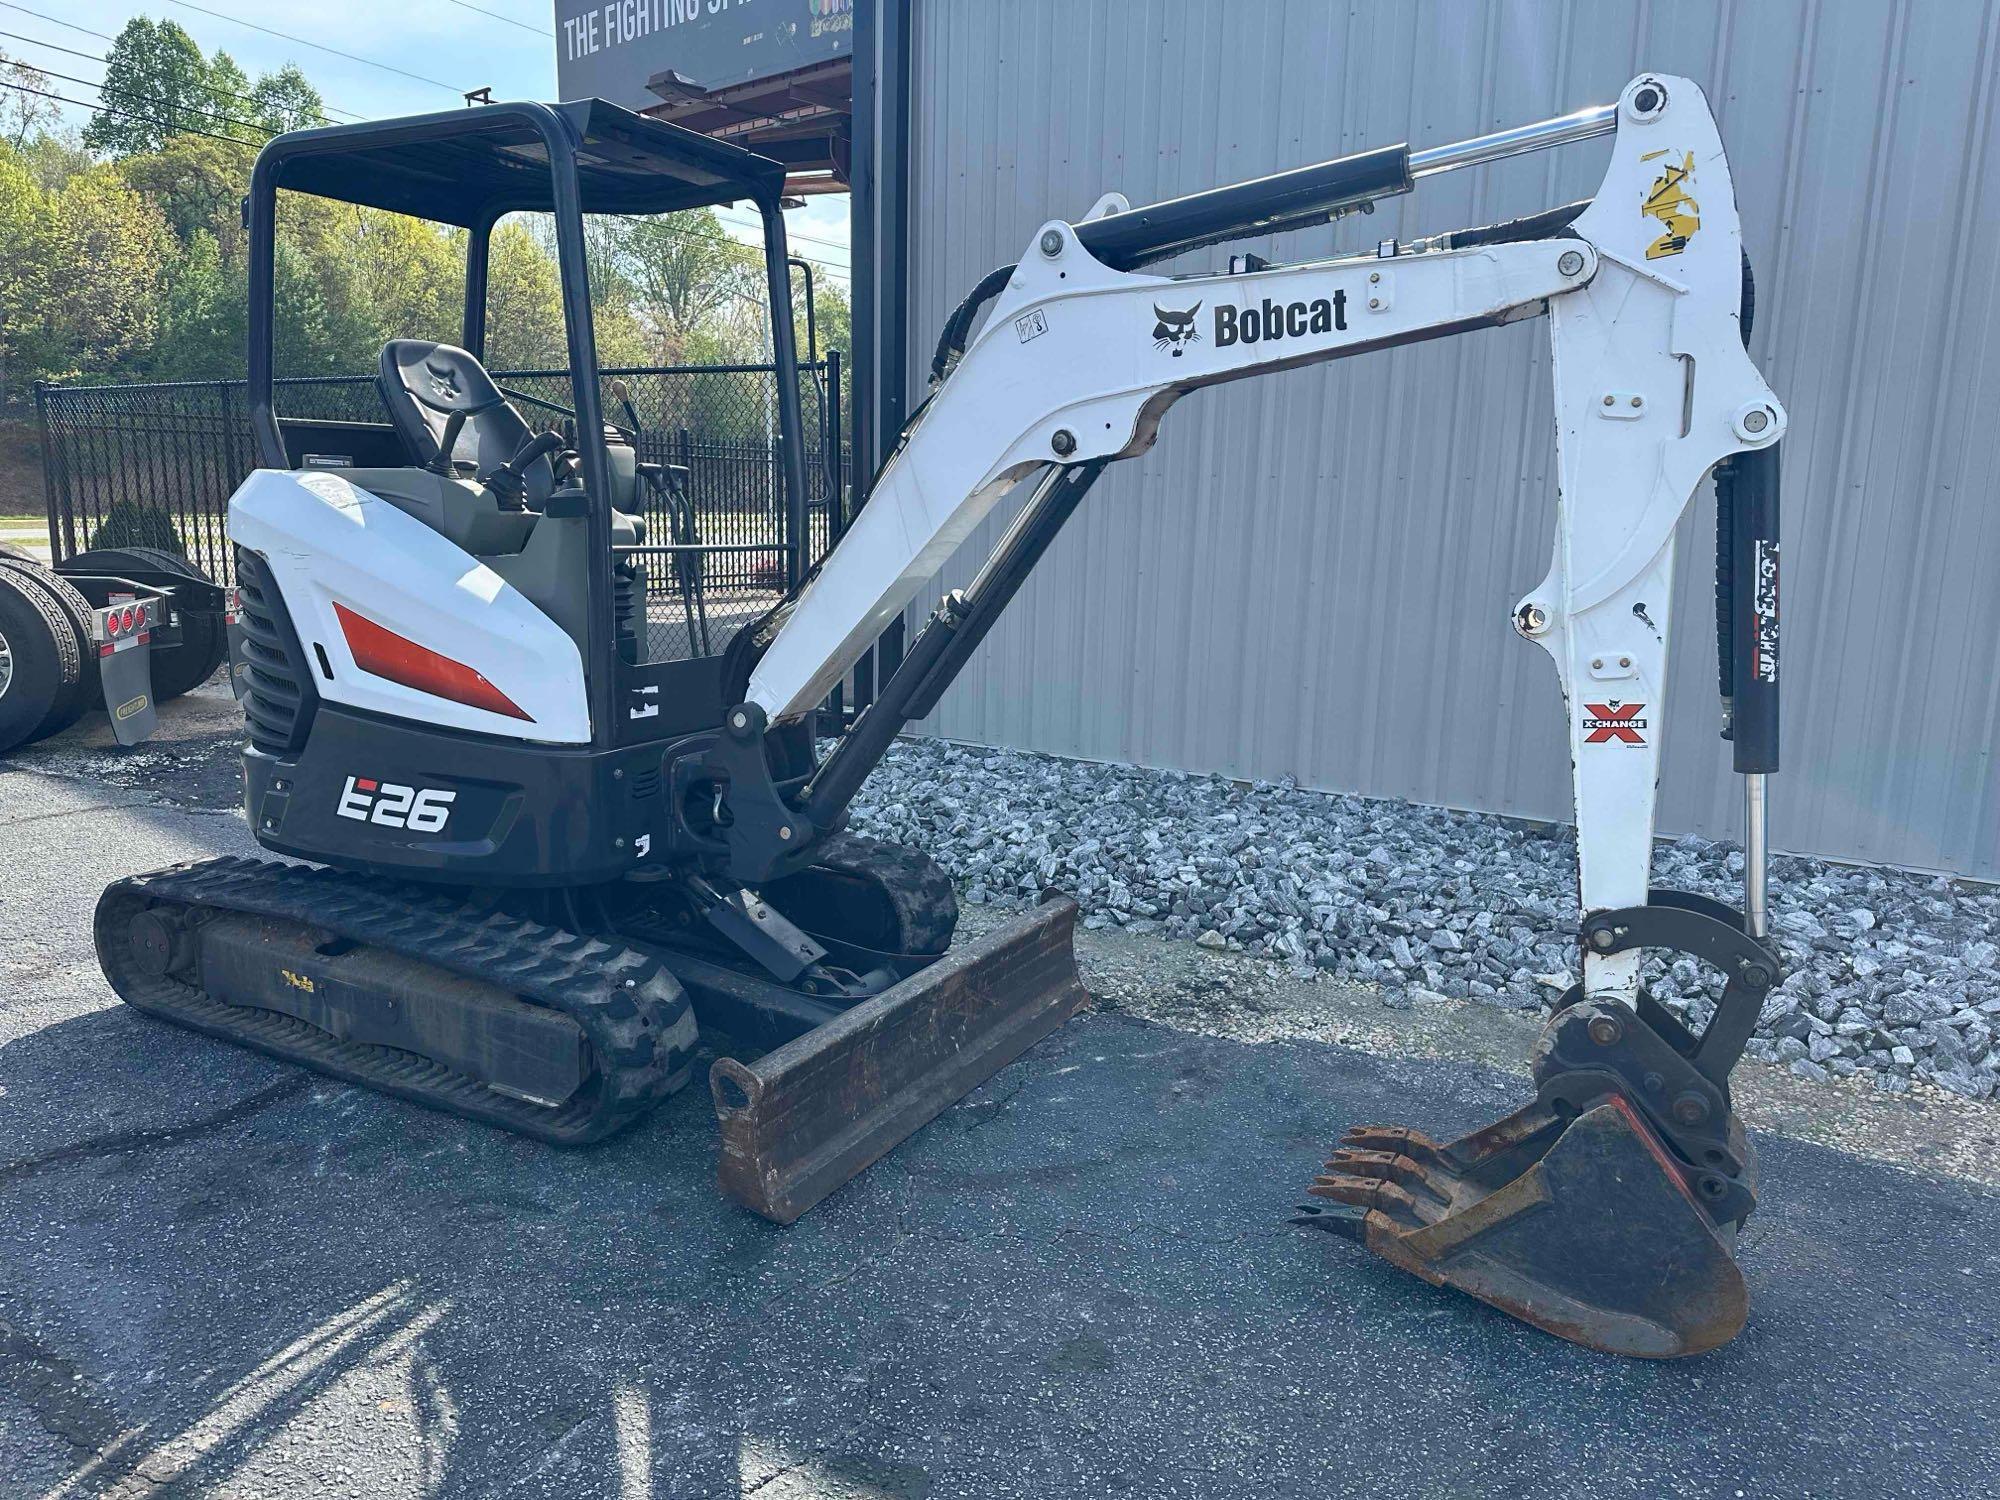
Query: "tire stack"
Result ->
[[0, 546, 96, 754]]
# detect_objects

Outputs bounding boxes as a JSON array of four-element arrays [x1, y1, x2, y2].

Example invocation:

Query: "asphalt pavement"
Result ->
[[2, 688, 1996, 1499]]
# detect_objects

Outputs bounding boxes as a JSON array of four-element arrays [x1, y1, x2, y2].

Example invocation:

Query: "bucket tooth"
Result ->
[[1299, 1093, 1753, 1359]]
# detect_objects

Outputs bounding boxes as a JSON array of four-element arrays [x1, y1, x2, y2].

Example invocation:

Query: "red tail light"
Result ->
[[332, 603, 532, 721], [120, 605, 137, 633]]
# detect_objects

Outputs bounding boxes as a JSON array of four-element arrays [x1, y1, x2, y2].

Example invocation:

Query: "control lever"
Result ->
[[481, 429, 566, 507], [424, 410, 468, 476], [609, 377, 645, 437]]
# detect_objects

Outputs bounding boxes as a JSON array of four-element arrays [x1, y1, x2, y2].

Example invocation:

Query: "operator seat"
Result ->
[[376, 340, 554, 507]]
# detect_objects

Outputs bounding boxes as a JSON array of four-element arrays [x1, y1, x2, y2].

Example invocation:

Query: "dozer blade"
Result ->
[[711, 897, 1087, 1224], [1296, 1094, 1753, 1357]]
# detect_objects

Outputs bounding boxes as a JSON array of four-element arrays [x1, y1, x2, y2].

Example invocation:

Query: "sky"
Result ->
[[0, 1, 852, 285]]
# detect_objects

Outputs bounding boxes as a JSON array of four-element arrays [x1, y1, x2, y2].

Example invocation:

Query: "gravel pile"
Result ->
[[848, 739, 2000, 1100]]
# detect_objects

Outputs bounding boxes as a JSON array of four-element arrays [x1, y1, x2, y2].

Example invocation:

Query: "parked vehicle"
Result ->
[[0, 541, 224, 754]]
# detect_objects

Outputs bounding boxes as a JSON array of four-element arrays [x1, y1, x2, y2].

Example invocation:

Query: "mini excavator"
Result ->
[[98, 74, 1784, 1357]]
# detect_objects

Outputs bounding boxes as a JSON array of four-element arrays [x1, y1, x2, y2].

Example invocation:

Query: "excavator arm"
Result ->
[[725, 74, 1788, 1356], [750, 72, 1782, 993]]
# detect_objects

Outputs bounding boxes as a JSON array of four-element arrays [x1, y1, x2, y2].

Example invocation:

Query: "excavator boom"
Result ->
[[727, 73, 1785, 1355]]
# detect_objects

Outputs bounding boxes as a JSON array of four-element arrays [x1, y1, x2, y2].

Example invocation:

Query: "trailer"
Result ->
[[0, 543, 225, 755]]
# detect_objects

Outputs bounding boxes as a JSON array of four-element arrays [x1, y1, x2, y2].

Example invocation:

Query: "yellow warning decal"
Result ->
[[114, 695, 148, 720], [1640, 149, 1699, 260], [280, 968, 317, 994]]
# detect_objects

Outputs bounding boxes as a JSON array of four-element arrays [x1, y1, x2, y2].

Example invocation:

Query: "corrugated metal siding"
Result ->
[[904, 0, 2000, 879]]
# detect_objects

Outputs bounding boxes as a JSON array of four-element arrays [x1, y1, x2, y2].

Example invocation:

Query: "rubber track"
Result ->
[[96, 857, 699, 1145], [773, 833, 960, 958]]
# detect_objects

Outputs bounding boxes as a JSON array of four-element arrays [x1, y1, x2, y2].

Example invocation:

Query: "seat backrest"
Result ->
[[375, 341, 552, 504]]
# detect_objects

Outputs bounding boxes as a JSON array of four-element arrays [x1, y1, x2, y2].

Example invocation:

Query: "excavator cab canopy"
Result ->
[[255, 98, 789, 227], [241, 98, 811, 749]]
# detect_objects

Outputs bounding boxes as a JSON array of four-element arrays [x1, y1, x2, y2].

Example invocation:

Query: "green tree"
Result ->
[[792, 273, 849, 363], [0, 144, 58, 405], [203, 50, 262, 142], [484, 222, 568, 370], [16, 127, 91, 194], [591, 210, 766, 361], [83, 19, 220, 156], [251, 65, 325, 134], [150, 230, 244, 380], [118, 134, 252, 256], [0, 52, 59, 150], [44, 165, 173, 379]]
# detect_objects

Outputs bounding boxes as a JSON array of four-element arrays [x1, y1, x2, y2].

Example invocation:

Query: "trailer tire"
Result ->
[[0, 568, 80, 753], [0, 560, 96, 740], [60, 546, 227, 700]]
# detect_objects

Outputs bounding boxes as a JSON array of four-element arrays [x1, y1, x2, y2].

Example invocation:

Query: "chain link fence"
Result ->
[[36, 361, 847, 663]]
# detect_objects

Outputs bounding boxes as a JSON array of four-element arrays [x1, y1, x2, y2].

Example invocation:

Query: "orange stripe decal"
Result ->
[[333, 602, 532, 721]]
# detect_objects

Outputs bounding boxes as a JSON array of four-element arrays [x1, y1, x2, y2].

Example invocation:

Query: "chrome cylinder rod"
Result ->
[[1409, 103, 1619, 179], [1743, 773, 1770, 940]]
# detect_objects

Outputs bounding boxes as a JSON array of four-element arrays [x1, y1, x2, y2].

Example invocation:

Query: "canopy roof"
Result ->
[[256, 98, 788, 227]]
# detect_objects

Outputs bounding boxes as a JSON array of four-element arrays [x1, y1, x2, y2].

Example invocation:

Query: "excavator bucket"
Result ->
[[1297, 967, 1772, 1359], [1296, 1097, 1753, 1358], [710, 897, 1088, 1223]]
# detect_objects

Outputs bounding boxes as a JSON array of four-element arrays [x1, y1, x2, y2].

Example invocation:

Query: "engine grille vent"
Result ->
[[233, 547, 317, 756]]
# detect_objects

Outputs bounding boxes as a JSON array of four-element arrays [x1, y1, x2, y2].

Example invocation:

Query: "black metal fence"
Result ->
[[35, 360, 849, 608]]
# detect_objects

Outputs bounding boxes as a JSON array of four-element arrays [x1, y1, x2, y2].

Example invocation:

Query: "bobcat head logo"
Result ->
[[424, 363, 461, 402], [1152, 301, 1202, 356]]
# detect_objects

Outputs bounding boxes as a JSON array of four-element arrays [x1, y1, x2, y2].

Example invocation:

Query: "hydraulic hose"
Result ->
[[929, 263, 1018, 385]]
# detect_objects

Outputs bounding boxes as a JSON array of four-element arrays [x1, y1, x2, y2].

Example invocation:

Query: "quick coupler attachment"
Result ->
[[1298, 891, 1778, 1358], [712, 897, 1088, 1224]]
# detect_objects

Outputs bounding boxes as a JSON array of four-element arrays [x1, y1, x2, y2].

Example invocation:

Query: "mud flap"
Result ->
[[226, 610, 250, 700], [97, 630, 156, 746], [711, 897, 1088, 1224]]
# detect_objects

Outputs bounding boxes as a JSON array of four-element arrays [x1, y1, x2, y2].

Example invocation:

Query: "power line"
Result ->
[[0, 77, 256, 150], [162, 1, 465, 96], [0, 27, 342, 127], [0, 4, 363, 121], [7, 58, 285, 140], [0, 30, 328, 127], [0, 2, 112, 44], [711, 208, 852, 268], [0, 68, 852, 292], [0, 27, 137, 71], [619, 215, 851, 285], [438, 0, 551, 38], [0, 58, 853, 286]]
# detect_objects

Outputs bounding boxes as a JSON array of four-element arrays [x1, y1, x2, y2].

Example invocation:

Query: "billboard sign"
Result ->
[[554, 0, 855, 111]]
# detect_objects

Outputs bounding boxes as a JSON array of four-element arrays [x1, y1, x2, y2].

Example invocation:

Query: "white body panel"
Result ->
[[228, 468, 591, 743], [751, 73, 1780, 1007]]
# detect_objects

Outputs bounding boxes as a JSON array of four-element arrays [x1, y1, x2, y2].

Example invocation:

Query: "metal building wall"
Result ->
[[902, 0, 2000, 879]]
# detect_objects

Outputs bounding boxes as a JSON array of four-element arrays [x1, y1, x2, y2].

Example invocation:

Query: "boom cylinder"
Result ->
[[1071, 99, 1618, 272], [1409, 103, 1618, 177]]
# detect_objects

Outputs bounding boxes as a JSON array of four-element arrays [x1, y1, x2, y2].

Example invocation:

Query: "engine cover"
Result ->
[[228, 468, 590, 743]]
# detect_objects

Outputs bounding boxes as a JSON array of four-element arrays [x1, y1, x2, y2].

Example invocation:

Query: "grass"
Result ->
[[0, 508, 51, 561]]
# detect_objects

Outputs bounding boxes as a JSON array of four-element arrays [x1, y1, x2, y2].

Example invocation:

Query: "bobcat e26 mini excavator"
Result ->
[[98, 74, 1784, 1358]]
